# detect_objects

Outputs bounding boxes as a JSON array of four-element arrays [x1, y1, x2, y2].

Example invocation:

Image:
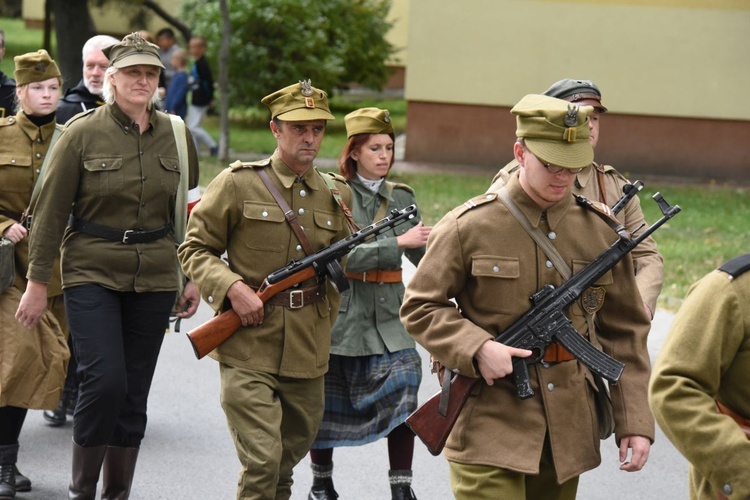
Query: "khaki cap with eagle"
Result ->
[[14, 49, 61, 86], [344, 107, 394, 138], [512, 94, 594, 169], [102, 32, 165, 69], [261, 80, 334, 121]]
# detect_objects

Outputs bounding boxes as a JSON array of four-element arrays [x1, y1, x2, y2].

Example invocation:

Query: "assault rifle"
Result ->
[[406, 184, 680, 455], [187, 204, 418, 359]]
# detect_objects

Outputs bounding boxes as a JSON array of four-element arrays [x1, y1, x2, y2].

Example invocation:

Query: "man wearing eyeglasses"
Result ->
[[488, 79, 663, 321], [401, 94, 653, 499]]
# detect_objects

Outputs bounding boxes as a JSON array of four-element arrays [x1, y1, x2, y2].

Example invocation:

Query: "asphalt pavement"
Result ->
[[16, 257, 689, 499]]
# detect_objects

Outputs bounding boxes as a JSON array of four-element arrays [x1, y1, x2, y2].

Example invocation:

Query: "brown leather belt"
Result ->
[[265, 284, 325, 309], [542, 342, 576, 363], [344, 269, 403, 283], [716, 400, 750, 439]]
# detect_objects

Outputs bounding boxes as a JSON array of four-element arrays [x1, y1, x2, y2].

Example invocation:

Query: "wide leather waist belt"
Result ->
[[265, 284, 326, 309], [70, 216, 172, 244], [542, 342, 576, 363], [344, 269, 403, 283]]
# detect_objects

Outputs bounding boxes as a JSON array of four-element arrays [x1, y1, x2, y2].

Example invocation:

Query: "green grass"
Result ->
[[1, 17, 55, 77]]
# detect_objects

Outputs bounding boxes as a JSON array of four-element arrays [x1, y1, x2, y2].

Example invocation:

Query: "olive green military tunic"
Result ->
[[649, 256, 750, 499], [331, 177, 424, 356], [0, 111, 68, 409], [401, 173, 654, 483], [178, 151, 353, 378], [26, 103, 199, 292], [489, 160, 663, 315]]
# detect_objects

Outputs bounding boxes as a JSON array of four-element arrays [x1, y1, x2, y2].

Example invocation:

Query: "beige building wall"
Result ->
[[405, 0, 750, 180]]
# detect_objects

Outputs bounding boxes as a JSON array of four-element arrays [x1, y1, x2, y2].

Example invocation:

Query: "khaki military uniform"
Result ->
[[27, 103, 199, 291], [178, 151, 352, 499], [649, 256, 750, 500], [0, 111, 68, 409], [401, 173, 654, 485], [489, 160, 663, 315]]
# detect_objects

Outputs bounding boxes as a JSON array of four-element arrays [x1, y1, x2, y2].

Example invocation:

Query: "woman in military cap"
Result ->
[[0, 49, 68, 499], [16, 33, 201, 500], [307, 108, 431, 500]]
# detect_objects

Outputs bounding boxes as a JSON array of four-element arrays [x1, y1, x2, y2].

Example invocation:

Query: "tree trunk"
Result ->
[[50, 0, 95, 91], [217, 0, 231, 161]]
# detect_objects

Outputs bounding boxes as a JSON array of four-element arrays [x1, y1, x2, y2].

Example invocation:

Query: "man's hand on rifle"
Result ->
[[475, 340, 532, 386], [227, 281, 264, 327]]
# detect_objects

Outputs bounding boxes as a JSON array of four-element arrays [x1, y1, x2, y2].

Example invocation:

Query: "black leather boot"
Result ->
[[390, 484, 417, 500], [43, 383, 78, 427], [101, 446, 139, 500], [12, 466, 30, 492], [308, 462, 338, 500], [0, 463, 15, 500], [68, 441, 106, 500]]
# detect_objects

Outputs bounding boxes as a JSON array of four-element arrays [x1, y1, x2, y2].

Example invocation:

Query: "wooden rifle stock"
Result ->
[[186, 267, 317, 359], [405, 374, 479, 456]]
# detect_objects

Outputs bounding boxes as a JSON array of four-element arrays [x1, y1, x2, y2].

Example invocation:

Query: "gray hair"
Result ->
[[102, 66, 160, 107], [82, 34, 119, 61]]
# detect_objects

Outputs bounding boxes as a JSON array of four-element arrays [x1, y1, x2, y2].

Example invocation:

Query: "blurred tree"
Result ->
[[181, 0, 395, 109]]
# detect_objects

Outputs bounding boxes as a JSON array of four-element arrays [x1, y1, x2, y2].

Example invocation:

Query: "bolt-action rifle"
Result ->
[[187, 204, 418, 359], [406, 183, 680, 456]]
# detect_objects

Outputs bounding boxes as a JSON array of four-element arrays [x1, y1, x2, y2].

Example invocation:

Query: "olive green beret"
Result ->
[[102, 32, 165, 69], [512, 94, 594, 169], [543, 78, 608, 113], [344, 107, 394, 138], [14, 49, 61, 86], [261, 80, 334, 121]]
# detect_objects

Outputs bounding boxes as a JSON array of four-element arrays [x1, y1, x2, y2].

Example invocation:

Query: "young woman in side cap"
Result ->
[[307, 108, 432, 500], [0, 49, 68, 499]]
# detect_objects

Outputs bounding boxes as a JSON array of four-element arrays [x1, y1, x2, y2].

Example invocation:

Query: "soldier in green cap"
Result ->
[[179, 80, 353, 499], [401, 94, 653, 499], [0, 48, 67, 499], [488, 78, 663, 320], [16, 32, 201, 500], [307, 108, 431, 500]]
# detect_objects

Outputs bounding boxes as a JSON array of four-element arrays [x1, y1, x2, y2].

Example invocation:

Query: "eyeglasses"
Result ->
[[541, 162, 585, 175]]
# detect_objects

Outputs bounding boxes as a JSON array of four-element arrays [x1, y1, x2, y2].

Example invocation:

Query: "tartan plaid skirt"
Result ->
[[311, 348, 422, 448]]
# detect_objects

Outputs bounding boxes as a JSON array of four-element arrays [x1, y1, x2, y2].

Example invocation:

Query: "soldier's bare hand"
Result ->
[[475, 340, 532, 386], [2, 223, 28, 244], [174, 281, 200, 318], [227, 281, 264, 326], [618, 435, 651, 472], [15, 280, 48, 330], [396, 222, 432, 249]]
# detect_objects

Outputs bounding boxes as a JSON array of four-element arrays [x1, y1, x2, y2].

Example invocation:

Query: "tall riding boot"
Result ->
[[68, 441, 106, 500], [101, 447, 139, 500], [0, 443, 19, 500], [389, 469, 417, 500], [308, 463, 338, 500]]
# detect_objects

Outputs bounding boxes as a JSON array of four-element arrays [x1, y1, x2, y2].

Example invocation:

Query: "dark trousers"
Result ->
[[64, 284, 174, 448], [0, 406, 27, 445]]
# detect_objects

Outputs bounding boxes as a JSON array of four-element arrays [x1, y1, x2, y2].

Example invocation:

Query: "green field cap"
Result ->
[[543, 78, 608, 113], [344, 107, 394, 138], [512, 94, 594, 169], [262, 79, 335, 121], [14, 49, 61, 86], [103, 32, 165, 69]]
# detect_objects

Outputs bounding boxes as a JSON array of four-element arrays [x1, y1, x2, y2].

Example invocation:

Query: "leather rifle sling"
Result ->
[[255, 167, 315, 256]]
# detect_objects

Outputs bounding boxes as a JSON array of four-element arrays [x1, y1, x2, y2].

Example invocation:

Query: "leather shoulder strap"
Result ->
[[718, 254, 750, 280], [318, 170, 358, 232]]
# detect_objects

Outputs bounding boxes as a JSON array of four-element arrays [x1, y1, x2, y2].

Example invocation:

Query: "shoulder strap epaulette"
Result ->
[[718, 254, 750, 280], [389, 181, 414, 194], [65, 106, 98, 126], [229, 158, 271, 171], [0, 115, 17, 127], [454, 192, 497, 218]]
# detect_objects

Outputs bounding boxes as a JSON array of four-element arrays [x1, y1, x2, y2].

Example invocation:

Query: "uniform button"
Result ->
[[141, 176, 146, 181], [723, 485, 732, 495], [378, 282, 384, 287], [37, 137, 42, 143], [36, 152, 42, 159], [547, 383, 555, 392], [262, 210, 268, 218], [326, 220, 332, 226], [124, 126, 130, 132], [548, 231, 556, 240], [36, 168, 40, 174], [207, 296, 214, 304], [492, 265, 499, 273], [101, 162, 107, 168], [299, 189, 307, 198], [298, 208, 305, 216], [378, 297, 386, 304], [296, 245, 302, 252], [486, 194, 493, 199], [11, 159, 16, 164], [546, 260, 553, 268]]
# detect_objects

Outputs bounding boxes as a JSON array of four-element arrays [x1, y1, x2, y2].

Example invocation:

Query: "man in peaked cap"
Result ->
[[179, 80, 352, 499], [402, 94, 653, 499], [489, 79, 663, 320]]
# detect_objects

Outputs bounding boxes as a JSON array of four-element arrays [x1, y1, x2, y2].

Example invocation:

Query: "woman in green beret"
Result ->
[[307, 108, 431, 500], [0, 49, 68, 499]]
